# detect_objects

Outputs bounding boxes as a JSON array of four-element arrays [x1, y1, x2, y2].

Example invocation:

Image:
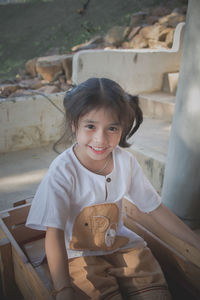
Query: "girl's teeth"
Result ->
[[91, 146, 105, 151]]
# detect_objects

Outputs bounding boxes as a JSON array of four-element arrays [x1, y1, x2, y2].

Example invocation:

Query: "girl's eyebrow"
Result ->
[[83, 119, 121, 126], [83, 119, 97, 123]]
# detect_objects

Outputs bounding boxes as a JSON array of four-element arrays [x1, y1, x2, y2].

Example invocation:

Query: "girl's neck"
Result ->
[[73, 144, 113, 176]]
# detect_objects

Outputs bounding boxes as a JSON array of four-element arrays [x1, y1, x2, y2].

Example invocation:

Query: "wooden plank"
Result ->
[[12, 246, 54, 300], [0, 218, 28, 263], [1, 204, 45, 244], [0, 238, 16, 299], [23, 238, 46, 267], [0, 210, 53, 299], [124, 216, 200, 299], [0, 237, 23, 300], [0, 203, 31, 221], [123, 198, 200, 268]]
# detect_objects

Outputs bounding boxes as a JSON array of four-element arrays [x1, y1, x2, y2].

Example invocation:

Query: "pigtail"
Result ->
[[119, 93, 143, 147], [126, 93, 143, 139]]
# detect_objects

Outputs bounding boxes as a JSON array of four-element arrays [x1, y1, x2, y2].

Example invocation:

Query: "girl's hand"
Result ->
[[56, 286, 77, 300]]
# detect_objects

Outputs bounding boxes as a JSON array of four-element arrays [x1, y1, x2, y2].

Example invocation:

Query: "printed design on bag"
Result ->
[[69, 203, 129, 251]]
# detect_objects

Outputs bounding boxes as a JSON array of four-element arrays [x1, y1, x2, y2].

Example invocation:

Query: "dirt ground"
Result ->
[[0, 0, 187, 80]]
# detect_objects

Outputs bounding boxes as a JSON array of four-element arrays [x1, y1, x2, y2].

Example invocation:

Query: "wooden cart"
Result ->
[[0, 199, 200, 300]]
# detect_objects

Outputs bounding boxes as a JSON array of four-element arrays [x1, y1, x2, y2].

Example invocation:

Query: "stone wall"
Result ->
[[0, 92, 66, 153]]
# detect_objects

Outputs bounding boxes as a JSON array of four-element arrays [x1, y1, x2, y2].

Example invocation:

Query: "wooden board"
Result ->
[[123, 198, 200, 268], [0, 208, 54, 300], [123, 199, 200, 299], [0, 204, 45, 245]]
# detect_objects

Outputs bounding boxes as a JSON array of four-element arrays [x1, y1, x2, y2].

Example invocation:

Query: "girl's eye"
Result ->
[[109, 127, 119, 132], [86, 124, 95, 129]]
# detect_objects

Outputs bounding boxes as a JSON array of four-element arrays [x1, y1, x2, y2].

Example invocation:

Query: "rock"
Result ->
[[18, 78, 43, 90], [165, 29, 174, 48], [9, 89, 35, 98], [104, 45, 116, 50], [158, 12, 185, 27], [159, 27, 174, 41], [25, 58, 38, 77], [129, 11, 147, 28], [72, 35, 104, 52], [87, 35, 104, 45], [104, 26, 127, 46], [37, 85, 60, 94], [0, 84, 19, 98], [72, 43, 100, 52], [121, 41, 130, 49], [129, 34, 148, 49], [144, 15, 159, 25], [148, 39, 168, 49], [127, 26, 141, 41], [61, 55, 73, 83], [140, 24, 166, 40], [36, 55, 64, 82], [167, 13, 185, 27], [123, 26, 132, 39]]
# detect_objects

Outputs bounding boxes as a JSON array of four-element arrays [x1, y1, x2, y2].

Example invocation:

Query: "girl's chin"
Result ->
[[89, 148, 107, 155]]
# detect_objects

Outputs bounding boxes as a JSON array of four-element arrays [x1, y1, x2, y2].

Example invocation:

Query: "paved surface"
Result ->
[[0, 117, 171, 211], [0, 144, 62, 210]]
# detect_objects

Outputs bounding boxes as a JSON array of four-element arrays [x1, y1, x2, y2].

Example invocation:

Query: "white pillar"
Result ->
[[162, 0, 200, 229]]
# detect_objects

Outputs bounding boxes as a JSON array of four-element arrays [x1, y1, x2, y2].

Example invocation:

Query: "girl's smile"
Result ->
[[73, 108, 122, 174], [88, 145, 108, 155]]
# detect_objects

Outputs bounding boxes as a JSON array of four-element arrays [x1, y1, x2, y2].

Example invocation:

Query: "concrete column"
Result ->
[[162, 0, 200, 229]]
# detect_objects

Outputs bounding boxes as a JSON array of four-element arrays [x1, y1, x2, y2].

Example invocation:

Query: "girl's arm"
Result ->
[[45, 227, 76, 299], [149, 204, 200, 250]]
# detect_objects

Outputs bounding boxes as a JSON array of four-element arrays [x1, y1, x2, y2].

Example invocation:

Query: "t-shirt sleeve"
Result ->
[[126, 156, 161, 213], [26, 166, 71, 231]]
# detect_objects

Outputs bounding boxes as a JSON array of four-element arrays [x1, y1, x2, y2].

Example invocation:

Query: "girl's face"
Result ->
[[73, 108, 122, 168]]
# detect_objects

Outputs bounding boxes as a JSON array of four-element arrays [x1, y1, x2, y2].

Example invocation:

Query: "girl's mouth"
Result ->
[[88, 145, 107, 154]]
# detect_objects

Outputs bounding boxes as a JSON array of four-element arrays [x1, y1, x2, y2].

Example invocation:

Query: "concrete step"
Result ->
[[0, 118, 171, 211], [128, 117, 171, 194], [162, 72, 179, 95], [139, 91, 175, 122]]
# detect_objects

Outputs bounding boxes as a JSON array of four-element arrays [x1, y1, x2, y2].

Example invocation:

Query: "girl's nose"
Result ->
[[93, 129, 106, 144]]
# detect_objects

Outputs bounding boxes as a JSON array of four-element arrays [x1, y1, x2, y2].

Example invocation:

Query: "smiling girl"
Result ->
[[26, 77, 200, 300]]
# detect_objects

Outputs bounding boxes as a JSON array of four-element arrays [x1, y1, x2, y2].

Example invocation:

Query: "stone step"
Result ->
[[128, 117, 171, 194], [162, 72, 179, 95], [139, 91, 175, 122], [0, 118, 171, 211]]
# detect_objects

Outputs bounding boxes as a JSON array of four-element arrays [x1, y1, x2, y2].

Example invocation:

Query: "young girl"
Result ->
[[26, 77, 200, 300]]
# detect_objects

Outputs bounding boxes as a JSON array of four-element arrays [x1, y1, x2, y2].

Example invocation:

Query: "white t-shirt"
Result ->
[[26, 145, 161, 259]]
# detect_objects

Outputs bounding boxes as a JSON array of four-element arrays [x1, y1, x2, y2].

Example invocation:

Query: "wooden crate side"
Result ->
[[0, 218, 27, 263], [13, 247, 54, 300], [123, 198, 200, 268], [124, 216, 200, 299], [0, 237, 21, 299], [1, 204, 45, 244], [0, 214, 54, 300]]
